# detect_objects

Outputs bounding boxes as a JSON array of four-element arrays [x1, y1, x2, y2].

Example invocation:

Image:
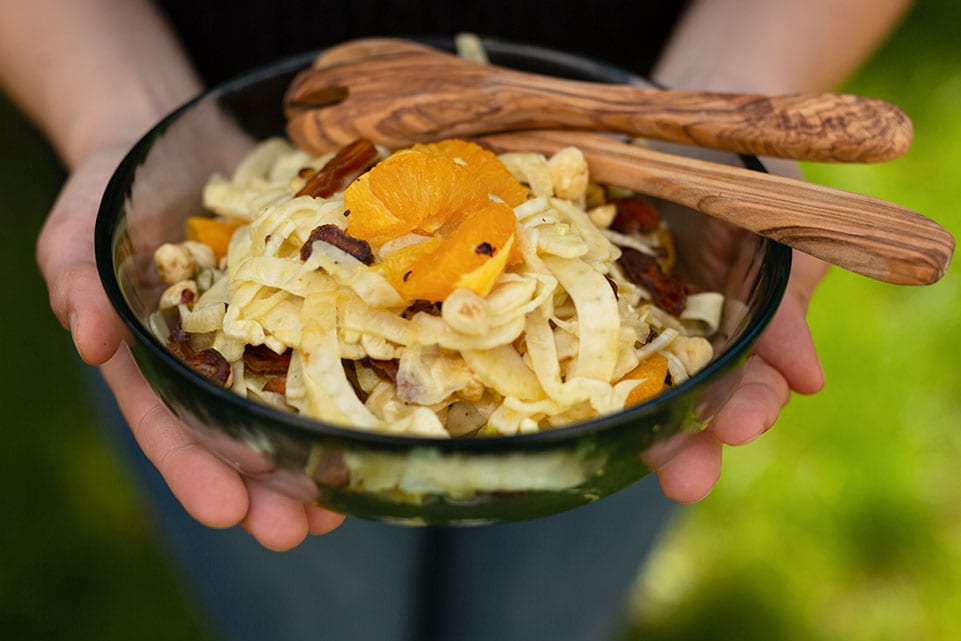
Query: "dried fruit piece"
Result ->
[[185, 348, 232, 386], [263, 376, 287, 394], [610, 196, 660, 235], [617, 247, 687, 316], [243, 344, 292, 376], [296, 138, 378, 198], [300, 224, 373, 264]]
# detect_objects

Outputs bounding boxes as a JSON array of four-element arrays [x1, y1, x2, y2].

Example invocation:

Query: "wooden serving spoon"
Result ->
[[481, 130, 953, 286], [285, 40, 913, 163], [284, 39, 953, 285]]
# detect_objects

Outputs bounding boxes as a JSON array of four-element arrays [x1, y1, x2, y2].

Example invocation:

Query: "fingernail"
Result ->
[[68, 311, 78, 334]]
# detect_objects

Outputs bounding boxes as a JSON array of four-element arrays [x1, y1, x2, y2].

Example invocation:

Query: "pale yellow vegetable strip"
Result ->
[[338, 293, 417, 345], [178, 301, 226, 334], [299, 291, 380, 429], [523, 308, 627, 413], [680, 292, 725, 336], [534, 224, 590, 259], [541, 255, 620, 381], [232, 137, 294, 185], [549, 197, 617, 264], [234, 255, 332, 297], [461, 346, 544, 401], [424, 314, 527, 352], [255, 297, 304, 349], [202, 177, 265, 220], [303, 242, 405, 309], [522, 308, 567, 398]]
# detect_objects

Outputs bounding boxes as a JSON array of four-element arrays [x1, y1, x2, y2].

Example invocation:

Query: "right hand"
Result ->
[[37, 145, 346, 550]]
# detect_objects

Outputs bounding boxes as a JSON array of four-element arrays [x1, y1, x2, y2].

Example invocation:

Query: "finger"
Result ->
[[653, 430, 723, 503], [37, 150, 129, 365], [754, 252, 829, 395], [305, 505, 346, 536], [100, 344, 250, 528], [241, 478, 310, 551], [709, 354, 791, 445], [754, 293, 824, 395]]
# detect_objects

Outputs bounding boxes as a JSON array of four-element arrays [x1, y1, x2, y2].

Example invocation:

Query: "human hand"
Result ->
[[37, 146, 345, 550], [648, 250, 828, 502]]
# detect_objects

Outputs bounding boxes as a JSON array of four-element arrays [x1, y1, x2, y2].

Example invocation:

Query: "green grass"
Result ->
[[0, 103, 215, 639], [3, 3, 960, 639], [626, 3, 961, 640]]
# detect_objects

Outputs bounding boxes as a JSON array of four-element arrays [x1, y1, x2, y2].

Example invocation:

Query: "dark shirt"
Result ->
[[157, 1, 689, 85]]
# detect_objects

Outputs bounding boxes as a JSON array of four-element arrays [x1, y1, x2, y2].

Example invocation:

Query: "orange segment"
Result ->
[[185, 216, 244, 260], [343, 138, 528, 302], [395, 201, 518, 302], [622, 353, 670, 406], [376, 236, 442, 289], [344, 150, 485, 246], [411, 139, 528, 207]]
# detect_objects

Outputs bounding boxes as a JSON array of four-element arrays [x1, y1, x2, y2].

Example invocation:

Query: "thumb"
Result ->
[[37, 147, 130, 365]]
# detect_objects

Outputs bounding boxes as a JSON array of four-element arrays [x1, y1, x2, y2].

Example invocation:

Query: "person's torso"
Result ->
[[158, 1, 688, 85]]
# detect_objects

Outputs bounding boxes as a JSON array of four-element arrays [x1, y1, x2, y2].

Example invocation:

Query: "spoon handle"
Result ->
[[483, 130, 953, 285], [286, 48, 913, 163], [488, 76, 913, 164]]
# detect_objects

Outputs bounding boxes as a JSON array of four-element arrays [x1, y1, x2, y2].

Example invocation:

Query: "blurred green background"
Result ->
[[2, 2, 959, 640]]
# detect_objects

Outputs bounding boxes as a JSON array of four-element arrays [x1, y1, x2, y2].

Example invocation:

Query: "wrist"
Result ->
[[0, 0, 202, 169], [61, 72, 201, 169]]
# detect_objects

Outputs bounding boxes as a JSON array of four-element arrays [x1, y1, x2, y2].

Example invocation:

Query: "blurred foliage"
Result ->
[[627, 2, 961, 640], [2, 2, 959, 640], [0, 101, 214, 639]]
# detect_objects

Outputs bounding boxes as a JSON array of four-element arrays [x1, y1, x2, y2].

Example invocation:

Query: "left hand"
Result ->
[[38, 144, 346, 551]]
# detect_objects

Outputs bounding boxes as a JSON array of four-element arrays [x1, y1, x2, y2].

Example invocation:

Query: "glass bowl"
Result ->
[[95, 37, 790, 526]]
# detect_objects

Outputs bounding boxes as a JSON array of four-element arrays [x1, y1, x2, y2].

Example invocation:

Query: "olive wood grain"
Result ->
[[285, 44, 914, 163], [481, 130, 952, 285]]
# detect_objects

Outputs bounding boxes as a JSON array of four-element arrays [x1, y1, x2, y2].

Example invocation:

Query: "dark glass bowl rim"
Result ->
[[95, 39, 792, 453]]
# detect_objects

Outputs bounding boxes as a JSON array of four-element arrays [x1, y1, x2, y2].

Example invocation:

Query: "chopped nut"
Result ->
[[668, 335, 713, 375], [457, 375, 486, 402], [182, 240, 217, 269], [548, 146, 589, 201], [154, 243, 195, 284], [584, 182, 607, 209], [587, 203, 617, 229], [158, 280, 198, 310]]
